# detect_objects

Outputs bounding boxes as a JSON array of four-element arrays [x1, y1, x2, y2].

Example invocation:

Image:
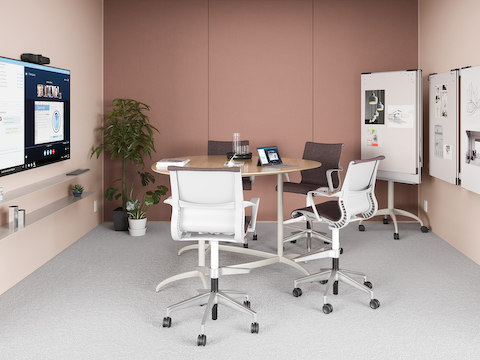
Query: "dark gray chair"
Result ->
[[208, 140, 253, 190], [283, 142, 344, 251]]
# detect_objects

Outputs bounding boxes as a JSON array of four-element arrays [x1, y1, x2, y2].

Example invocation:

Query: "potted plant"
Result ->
[[91, 98, 159, 231], [126, 185, 168, 236], [72, 184, 84, 197]]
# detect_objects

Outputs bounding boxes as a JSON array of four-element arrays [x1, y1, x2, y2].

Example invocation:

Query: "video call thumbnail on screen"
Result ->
[[0, 56, 70, 177]]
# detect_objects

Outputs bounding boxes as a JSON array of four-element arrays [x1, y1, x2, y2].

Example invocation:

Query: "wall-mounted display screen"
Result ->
[[0, 56, 70, 177]]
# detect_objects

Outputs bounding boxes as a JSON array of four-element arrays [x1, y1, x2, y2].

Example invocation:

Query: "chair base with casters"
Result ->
[[162, 242, 259, 346], [358, 180, 429, 240], [292, 227, 379, 314]]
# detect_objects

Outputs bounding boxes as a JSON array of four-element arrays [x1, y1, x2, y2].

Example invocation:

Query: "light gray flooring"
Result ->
[[1, 221, 480, 359]]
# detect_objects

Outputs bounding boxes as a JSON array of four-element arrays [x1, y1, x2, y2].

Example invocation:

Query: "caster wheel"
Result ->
[[322, 303, 333, 314], [340, 248, 344, 254], [243, 300, 251, 308], [290, 240, 297, 244], [421, 226, 429, 233], [162, 317, 171, 328], [393, 233, 400, 240], [253, 234, 258, 240], [212, 304, 218, 320], [243, 243, 248, 248], [251, 322, 259, 334], [358, 224, 365, 232], [364, 281, 373, 289], [383, 218, 389, 225], [292, 288, 302, 297], [319, 280, 328, 285], [370, 299, 380, 309], [197, 334, 207, 346]]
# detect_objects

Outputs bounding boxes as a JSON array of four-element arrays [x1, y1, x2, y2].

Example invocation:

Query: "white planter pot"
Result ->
[[128, 218, 147, 236]]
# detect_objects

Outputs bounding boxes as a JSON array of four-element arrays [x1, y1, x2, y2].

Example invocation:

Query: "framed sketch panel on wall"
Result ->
[[428, 70, 459, 185], [361, 70, 423, 184], [460, 66, 480, 194]]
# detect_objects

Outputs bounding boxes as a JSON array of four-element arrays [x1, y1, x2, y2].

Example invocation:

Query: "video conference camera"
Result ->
[[21, 53, 50, 65]]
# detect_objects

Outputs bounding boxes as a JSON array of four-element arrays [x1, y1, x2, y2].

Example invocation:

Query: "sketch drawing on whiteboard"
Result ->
[[441, 84, 448, 117], [434, 125, 443, 158], [434, 85, 441, 118], [465, 130, 480, 166], [387, 105, 414, 128], [466, 82, 480, 117]]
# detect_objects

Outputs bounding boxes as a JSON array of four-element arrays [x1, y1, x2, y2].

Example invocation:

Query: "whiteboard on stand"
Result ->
[[361, 70, 422, 184]]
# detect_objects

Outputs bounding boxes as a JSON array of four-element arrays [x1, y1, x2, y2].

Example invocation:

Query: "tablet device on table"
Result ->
[[257, 146, 283, 166]]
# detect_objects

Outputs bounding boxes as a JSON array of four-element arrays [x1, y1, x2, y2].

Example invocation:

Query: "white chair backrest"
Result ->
[[168, 167, 245, 243], [339, 156, 384, 221]]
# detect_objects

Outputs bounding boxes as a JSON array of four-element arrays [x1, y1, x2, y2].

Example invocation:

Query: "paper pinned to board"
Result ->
[[366, 129, 379, 147]]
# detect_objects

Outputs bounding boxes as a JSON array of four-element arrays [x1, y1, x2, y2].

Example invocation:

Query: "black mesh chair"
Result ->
[[283, 142, 344, 251], [208, 140, 253, 190]]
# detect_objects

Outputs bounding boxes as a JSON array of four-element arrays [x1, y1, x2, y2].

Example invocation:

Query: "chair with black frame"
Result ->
[[282, 142, 344, 252], [289, 156, 384, 314], [208, 140, 257, 245], [162, 166, 260, 346]]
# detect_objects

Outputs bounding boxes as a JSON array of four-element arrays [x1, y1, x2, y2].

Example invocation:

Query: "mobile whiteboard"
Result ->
[[361, 70, 422, 184], [460, 66, 480, 194], [428, 71, 459, 185]]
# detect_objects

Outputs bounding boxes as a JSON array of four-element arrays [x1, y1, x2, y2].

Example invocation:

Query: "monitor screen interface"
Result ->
[[0, 56, 70, 177]]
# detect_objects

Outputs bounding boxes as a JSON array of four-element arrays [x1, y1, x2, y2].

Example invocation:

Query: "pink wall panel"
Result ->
[[104, 0, 418, 221], [209, 0, 313, 220], [314, 0, 419, 217], [104, 0, 208, 220]]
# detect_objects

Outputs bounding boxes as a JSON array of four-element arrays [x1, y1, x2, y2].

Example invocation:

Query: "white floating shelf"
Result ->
[[0, 170, 89, 206], [0, 192, 93, 241]]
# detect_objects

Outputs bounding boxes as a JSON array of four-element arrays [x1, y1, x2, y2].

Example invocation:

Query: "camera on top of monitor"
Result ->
[[21, 53, 50, 65]]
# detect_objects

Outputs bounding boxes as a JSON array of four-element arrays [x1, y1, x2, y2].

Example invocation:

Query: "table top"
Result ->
[[152, 155, 321, 176]]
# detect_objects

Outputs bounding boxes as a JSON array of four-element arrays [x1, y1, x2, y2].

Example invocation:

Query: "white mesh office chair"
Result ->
[[282, 142, 343, 252], [290, 156, 384, 314], [162, 166, 260, 346]]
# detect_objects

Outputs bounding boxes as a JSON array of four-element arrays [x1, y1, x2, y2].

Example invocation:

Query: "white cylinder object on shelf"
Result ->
[[18, 209, 26, 229], [9, 206, 19, 230]]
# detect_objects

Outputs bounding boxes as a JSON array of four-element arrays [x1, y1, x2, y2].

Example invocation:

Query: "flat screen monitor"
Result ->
[[0, 56, 70, 177]]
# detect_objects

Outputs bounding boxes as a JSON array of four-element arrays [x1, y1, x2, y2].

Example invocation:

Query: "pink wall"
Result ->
[[419, 0, 480, 264], [104, 0, 418, 221], [0, 0, 104, 294]]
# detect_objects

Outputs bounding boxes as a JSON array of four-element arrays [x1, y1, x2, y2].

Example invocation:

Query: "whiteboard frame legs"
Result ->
[[360, 180, 426, 240]]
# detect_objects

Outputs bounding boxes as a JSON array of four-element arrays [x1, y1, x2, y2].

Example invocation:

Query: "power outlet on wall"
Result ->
[[423, 200, 428, 213], [94, 200, 98, 213]]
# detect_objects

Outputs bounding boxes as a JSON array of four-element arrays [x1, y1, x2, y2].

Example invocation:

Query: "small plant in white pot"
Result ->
[[126, 185, 168, 236]]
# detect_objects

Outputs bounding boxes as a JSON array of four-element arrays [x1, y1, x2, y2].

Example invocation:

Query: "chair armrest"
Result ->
[[326, 167, 343, 192], [244, 197, 260, 233]]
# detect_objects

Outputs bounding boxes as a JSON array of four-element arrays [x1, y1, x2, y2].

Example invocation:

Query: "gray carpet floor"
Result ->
[[1, 221, 480, 359]]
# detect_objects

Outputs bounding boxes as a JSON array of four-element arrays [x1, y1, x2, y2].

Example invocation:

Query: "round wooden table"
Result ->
[[152, 155, 321, 291]]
